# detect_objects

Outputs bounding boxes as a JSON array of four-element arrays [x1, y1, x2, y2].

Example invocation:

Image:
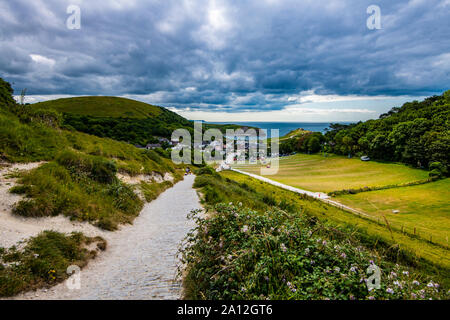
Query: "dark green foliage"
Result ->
[[280, 131, 325, 154], [61, 109, 192, 146], [56, 150, 117, 184], [11, 161, 143, 229], [104, 182, 141, 213], [0, 78, 16, 109], [324, 91, 450, 172], [429, 162, 447, 178], [182, 204, 447, 300], [195, 166, 217, 176], [183, 174, 449, 300]]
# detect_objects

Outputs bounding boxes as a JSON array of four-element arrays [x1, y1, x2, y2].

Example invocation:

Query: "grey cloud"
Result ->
[[0, 0, 449, 113]]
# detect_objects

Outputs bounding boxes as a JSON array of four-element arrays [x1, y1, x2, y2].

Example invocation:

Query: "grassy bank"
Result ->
[[0, 231, 106, 297], [0, 99, 184, 230], [0, 78, 185, 296], [233, 152, 448, 254], [221, 171, 450, 273], [181, 168, 449, 299], [334, 179, 450, 246]]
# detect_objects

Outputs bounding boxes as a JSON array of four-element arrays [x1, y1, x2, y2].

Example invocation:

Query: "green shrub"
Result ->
[[195, 166, 217, 176], [96, 217, 117, 231], [104, 182, 142, 213], [9, 185, 32, 195], [262, 194, 277, 206], [91, 158, 117, 183], [56, 150, 117, 184], [0, 231, 104, 297], [429, 162, 447, 177], [144, 149, 162, 164], [181, 204, 448, 300], [189, 172, 450, 299]]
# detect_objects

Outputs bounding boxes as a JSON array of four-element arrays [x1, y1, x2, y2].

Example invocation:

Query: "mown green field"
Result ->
[[34, 96, 162, 119], [335, 179, 450, 246], [234, 153, 430, 193]]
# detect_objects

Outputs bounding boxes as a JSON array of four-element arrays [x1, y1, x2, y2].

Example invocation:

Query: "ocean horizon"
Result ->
[[207, 121, 354, 137]]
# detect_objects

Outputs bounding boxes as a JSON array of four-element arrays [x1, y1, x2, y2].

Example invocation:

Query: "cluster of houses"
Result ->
[[136, 136, 278, 162], [135, 137, 179, 150]]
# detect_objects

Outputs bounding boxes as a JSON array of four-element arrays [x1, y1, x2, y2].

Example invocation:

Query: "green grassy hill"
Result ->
[[35, 96, 163, 119], [32, 96, 251, 147], [0, 78, 184, 230], [32, 96, 192, 146]]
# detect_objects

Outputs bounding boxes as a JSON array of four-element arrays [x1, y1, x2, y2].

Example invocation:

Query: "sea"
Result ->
[[207, 122, 353, 137]]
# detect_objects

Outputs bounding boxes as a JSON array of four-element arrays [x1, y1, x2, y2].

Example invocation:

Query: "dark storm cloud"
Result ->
[[0, 0, 449, 112]]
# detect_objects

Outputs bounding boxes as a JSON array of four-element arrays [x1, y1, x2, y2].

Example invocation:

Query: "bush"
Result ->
[[429, 162, 447, 177], [262, 194, 277, 206], [56, 150, 117, 183], [91, 158, 117, 184], [96, 217, 117, 231], [0, 231, 104, 297], [144, 149, 162, 164], [181, 204, 448, 300], [195, 166, 217, 176], [9, 185, 32, 195], [104, 182, 142, 213]]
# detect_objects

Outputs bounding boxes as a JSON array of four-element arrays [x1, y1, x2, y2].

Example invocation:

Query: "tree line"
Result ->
[[280, 91, 449, 176]]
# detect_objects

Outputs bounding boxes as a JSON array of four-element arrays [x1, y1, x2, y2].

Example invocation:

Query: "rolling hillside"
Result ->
[[33, 96, 250, 147], [33, 96, 192, 146], [35, 96, 163, 119]]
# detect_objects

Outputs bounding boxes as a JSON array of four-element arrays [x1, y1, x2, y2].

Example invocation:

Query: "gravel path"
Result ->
[[14, 174, 200, 300]]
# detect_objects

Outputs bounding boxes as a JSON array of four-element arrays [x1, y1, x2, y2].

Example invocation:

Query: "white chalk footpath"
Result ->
[[231, 168, 373, 219], [13, 174, 201, 300], [231, 168, 330, 199]]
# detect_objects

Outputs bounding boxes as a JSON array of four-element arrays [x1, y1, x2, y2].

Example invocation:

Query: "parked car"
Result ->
[[360, 156, 370, 161]]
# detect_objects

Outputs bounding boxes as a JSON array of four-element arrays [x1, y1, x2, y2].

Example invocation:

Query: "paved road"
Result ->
[[15, 174, 201, 300]]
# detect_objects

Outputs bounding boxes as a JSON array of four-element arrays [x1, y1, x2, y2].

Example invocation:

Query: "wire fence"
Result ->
[[231, 169, 449, 249], [322, 199, 449, 249]]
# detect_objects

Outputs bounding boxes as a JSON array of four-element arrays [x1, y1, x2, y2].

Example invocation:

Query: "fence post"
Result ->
[[414, 227, 416, 235]]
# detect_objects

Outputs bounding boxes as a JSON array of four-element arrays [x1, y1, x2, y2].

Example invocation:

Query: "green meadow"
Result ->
[[234, 153, 430, 193], [335, 178, 450, 246], [34, 96, 162, 119], [233, 153, 449, 248]]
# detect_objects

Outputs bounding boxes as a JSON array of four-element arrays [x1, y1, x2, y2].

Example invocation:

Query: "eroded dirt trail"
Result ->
[[14, 174, 200, 300]]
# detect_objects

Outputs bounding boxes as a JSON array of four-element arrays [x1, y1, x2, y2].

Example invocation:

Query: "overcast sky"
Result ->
[[1, 0, 449, 122]]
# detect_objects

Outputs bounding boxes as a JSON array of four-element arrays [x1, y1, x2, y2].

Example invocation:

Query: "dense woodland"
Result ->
[[280, 91, 450, 175], [62, 109, 193, 146]]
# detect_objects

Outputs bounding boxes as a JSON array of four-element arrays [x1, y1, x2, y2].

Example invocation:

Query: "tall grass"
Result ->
[[0, 231, 106, 297], [181, 168, 449, 299]]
